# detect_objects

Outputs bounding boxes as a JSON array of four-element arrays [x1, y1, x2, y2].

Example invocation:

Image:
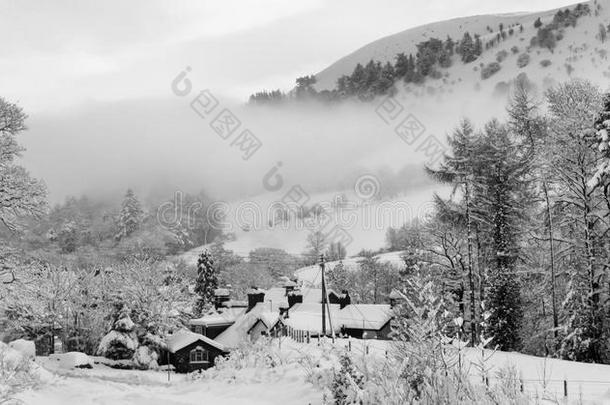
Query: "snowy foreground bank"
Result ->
[[8, 338, 610, 404]]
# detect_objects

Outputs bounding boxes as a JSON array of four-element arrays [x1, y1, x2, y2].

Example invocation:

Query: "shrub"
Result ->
[[0, 343, 40, 402], [496, 50, 509, 62], [540, 59, 552, 67], [517, 53, 530, 68], [481, 62, 502, 79], [511, 46, 520, 54]]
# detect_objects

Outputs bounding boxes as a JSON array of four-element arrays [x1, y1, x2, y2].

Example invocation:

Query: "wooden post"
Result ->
[[348, 340, 351, 352], [307, 331, 310, 344], [167, 350, 170, 382], [320, 254, 326, 337], [520, 379, 523, 393], [563, 380, 567, 398]]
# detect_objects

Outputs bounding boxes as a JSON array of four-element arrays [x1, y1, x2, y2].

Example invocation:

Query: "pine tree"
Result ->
[[405, 54, 417, 83], [115, 188, 143, 240], [444, 36, 455, 56], [349, 63, 366, 96], [375, 62, 395, 94], [507, 84, 560, 351], [475, 120, 531, 351], [457, 32, 476, 63], [394, 53, 409, 79], [97, 304, 138, 360], [427, 120, 480, 345], [473, 34, 483, 58], [331, 354, 364, 404], [193, 250, 218, 316]]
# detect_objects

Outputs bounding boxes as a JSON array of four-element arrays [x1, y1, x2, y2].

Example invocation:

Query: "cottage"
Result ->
[[284, 302, 342, 336], [335, 304, 393, 340], [246, 312, 282, 342], [189, 307, 246, 338], [215, 301, 283, 348], [166, 329, 228, 373]]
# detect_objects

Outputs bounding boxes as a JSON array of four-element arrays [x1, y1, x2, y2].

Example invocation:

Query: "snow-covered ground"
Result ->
[[16, 354, 321, 405], [12, 338, 610, 404]]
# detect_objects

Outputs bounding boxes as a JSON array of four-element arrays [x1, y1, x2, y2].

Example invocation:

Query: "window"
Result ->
[[194, 325, 203, 334], [189, 346, 209, 364]]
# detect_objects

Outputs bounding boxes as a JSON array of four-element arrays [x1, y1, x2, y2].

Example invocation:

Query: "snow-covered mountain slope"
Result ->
[[314, 1, 608, 91], [294, 250, 408, 287], [184, 1, 610, 260], [178, 185, 440, 262]]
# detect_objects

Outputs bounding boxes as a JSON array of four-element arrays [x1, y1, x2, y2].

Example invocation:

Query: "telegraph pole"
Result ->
[[320, 254, 326, 336]]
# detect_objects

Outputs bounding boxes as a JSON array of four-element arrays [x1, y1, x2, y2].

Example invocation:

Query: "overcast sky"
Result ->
[[1, 0, 579, 113], [0, 0, 580, 202]]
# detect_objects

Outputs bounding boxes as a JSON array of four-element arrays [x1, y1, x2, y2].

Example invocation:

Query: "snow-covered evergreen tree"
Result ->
[[427, 119, 481, 345], [476, 120, 531, 351], [193, 250, 218, 316], [97, 305, 138, 360], [115, 188, 143, 240], [331, 354, 365, 405]]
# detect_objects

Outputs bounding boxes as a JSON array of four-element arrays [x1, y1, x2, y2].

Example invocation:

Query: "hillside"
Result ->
[[314, 1, 609, 91], [190, 1, 610, 259]]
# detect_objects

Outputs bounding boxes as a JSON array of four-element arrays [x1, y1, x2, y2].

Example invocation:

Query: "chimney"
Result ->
[[389, 289, 402, 308], [246, 287, 265, 312], [214, 288, 231, 310], [339, 290, 351, 309], [280, 276, 297, 295], [287, 290, 303, 309]]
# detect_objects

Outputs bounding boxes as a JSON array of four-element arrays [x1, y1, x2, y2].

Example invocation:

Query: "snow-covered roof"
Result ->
[[215, 302, 282, 348], [252, 312, 280, 330], [221, 299, 247, 308], [214, 288, 230, 297], [166, 329, 227, 353], [264, 287, 289, 308], [189, 307, 246, 327], [389, 289, 403, 300], [284, 304, 342, 334], [279, 276, 298, 288], [335, 304, 393, 330]]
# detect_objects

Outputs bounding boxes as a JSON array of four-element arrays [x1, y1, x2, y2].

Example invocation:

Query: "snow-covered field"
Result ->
[[15, 354, 320, 405], [10, 338, 610, 404]]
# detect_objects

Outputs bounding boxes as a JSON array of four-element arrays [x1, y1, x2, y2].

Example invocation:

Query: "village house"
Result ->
[[165, 329, 229, 373], [335, 304, 393, 340], [174, 279, 397, 372]]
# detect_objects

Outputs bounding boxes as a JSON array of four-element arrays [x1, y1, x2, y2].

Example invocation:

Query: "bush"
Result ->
[[0, 343, 40, 402], [511, 46, 520, 54], [496, 50, 509, 62], [481, 62, 502, 79], [540, 59, 552, 67], [517, 53, 530, 68]]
